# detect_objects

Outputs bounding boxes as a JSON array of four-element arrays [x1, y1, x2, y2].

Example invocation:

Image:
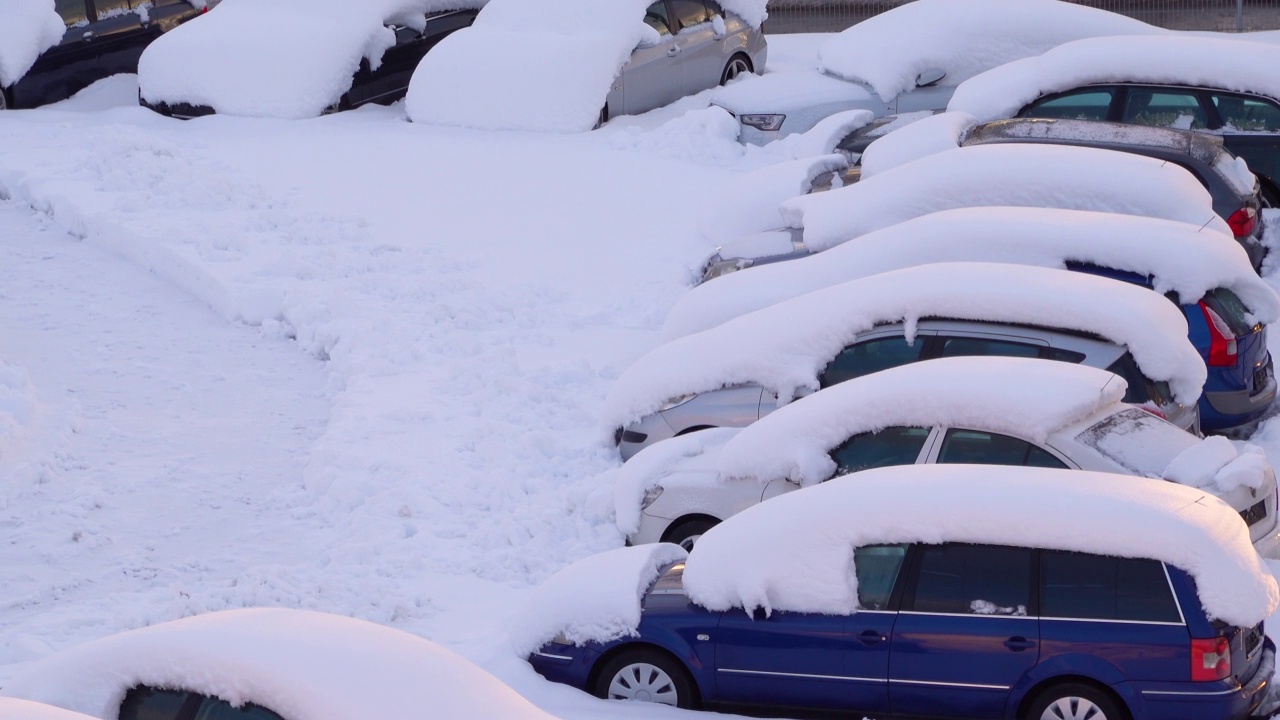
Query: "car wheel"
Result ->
[[0, 88, 8, 111], [594, 104, 608, 130], [662, 516, 719, 551], [592, 648, 697, 709], [1025, 682, 1127, 720], [719, 54, 753, 85]]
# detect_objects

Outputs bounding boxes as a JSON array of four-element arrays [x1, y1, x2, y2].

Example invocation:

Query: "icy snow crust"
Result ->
[[663, 206, 1276, 339], [0, 0, 64, 88], [604, 262, 1206, 431], [681, 464, 1280, 627], [3, 608, 557, 720], [783, 143, 1230, 253], [139, 0, 487, 119], [0, 699, 98, 720], [949, 35, 1280, 123], [817, 0, 1163, 102]]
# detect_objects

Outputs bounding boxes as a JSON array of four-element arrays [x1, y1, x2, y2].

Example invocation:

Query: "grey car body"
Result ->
[[602, 0, 766, 122], [616, 318, 1197, 459]]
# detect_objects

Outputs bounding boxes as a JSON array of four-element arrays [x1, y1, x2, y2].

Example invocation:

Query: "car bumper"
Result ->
[[528, 642, 597, 692], [1202, 369, 1277, 430], [1131, 639, 1275, 720]]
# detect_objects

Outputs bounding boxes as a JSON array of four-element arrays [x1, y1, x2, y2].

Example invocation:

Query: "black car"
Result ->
[[1, 0, 207, 110]]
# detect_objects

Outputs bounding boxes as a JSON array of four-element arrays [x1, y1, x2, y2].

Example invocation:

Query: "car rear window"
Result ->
[[1075, 408, 1199, 476], [1041, 551, 1182, 623], [1204, 287, 1257, 337], [1105, 353, 1174, 406]]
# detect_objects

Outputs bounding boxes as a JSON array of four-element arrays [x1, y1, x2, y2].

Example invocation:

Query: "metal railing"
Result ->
[[764, 0, 1280, 33]]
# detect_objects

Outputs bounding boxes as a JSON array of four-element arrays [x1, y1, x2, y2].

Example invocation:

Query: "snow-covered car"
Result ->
[[605, 262, 1207, 460], [1, 608, 557, 720], [701, 143, 1231, 281], [710, 0, 1162, 144], [137, 0, 482, 119], [406, 0, 767, 132], [1, 0, 209, 110], [528, 465, 1280, 718], [614, 356, 1280, 556], [948, 35, 1280, 204]]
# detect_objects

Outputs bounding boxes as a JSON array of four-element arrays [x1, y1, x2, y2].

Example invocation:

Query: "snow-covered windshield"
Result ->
[[1077, 407, 1200, 476]]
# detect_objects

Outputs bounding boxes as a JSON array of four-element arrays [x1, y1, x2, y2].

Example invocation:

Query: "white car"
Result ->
[[615, 357, 1279, 557]]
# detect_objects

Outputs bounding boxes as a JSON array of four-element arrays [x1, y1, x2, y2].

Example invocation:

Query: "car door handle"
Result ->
[[1004, 636, 1036, 651], [667, 44, 682, 57], [857, 629, 886, 646], [82, 30, 96, 41]]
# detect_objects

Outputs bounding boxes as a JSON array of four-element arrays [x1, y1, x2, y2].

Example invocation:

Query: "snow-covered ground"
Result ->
[[3, 31, 1280, 720]]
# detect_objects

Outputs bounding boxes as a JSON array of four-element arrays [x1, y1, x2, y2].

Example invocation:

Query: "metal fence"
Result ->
[[764, 0, 1280, 33]]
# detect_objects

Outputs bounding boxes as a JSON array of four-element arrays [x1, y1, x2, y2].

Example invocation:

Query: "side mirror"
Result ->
[[915, 68, 946, 88]]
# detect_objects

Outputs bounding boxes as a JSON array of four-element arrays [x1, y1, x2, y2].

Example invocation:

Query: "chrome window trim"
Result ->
[[897, 610, 1036, 620], [1141, 686, 1242, 697], [1038, 616, 1186, 627], [889, 678, 1010, 691], [717, 668, 885, 683], [1163, 562, 1189, 625]]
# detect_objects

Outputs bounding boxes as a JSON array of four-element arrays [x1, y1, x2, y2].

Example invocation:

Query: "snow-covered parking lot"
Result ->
[[7, 14, 1280, 720]]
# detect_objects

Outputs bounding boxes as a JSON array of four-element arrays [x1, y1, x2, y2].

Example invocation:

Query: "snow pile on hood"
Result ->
[[408, 0, 765, 132], [604, 262, 1206, 430], [682, 464, 1279, 626], [139, 0, 487, 119], [0, 0, 64, 88], [949, 35, 1280, 122], [3, 609, 557, 720], [710, 69, 878, 113], [0, 699, 98, 720], [509, 544, 687, 654], [614, 428, 738, 535], [664, 206, 1275, 339], [817, 0, 1163, 102], [719, 357, 1125, 487], [768, 108, 876, 160], [1164, 436, 1272, 494], [782, 143, 1229, 253], [860, 110, 977, 177], [698, 154, 847, 244]]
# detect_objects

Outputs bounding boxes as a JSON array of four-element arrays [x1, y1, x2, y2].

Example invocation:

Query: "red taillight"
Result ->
[[1228, 207, 1258, 239], [1138, 404, 1167, 421], [1191, 636, 1232, 681], [1200, 301, 1239, 367]]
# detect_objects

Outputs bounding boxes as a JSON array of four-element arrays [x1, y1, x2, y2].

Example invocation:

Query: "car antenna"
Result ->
[[1197, 215, 1217, 233]]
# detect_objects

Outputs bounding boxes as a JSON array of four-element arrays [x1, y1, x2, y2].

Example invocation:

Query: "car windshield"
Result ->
[[1075, 408, 1199, 476]]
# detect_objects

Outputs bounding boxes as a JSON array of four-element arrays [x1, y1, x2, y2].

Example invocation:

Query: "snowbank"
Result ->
[[0, 699, 97, 720], [407, 0, 766, 131], [782, 143, 1230, 253], [697, 154, 847, 244], [139, 0, 486, 119], [3, 609, 557, 720], [949, 35, 1280, 123], [859, 110, 977, 177], [0, 0, 64, 89], [682, 464, 1279, 627], [663, 206, 1275, 339], [817, 0, 1163, 102], [604, 262, 1206, 431], [718, 357, 1124, 487], [509, 544, 687, 655]]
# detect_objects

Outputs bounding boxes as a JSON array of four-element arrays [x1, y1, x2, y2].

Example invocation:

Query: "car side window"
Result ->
[[54, 0, 88, 26], [1213, 92, 1280, 132], [936, 336, 1041, 359], [936, 429, 1068, 469], [120, 687, 197, 720], [193, 697, 285, 720], [855, 544, 908, 610], [1123, 89, 1208, 130], [704, 0, 724, 18], [1021, 89, 1116, 121], [1105, 353, 1171, 405], [830, 426, 931, 475], [820, 336, 923, 388], [1041, 551, 1182, 623], [91, 0, 134, 20], [909, 544, 1032, 616], [670, 0, 710, 30], [643, 1, 673, 36]]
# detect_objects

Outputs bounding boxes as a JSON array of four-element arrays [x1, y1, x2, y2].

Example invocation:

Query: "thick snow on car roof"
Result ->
[[817, 0, 1163, 102], [949, 34, 1280, 122], [0, 0, 65, 88], [663, 206, 1277, 339], [603, 262, 1206, 430], [782, 143, 1231, 253], [682, 464, 1280, 627], [138, 0, 484, 119], [407, 0, 767, 132], [0, 699, 98, 720], [2, 608, 557, 720]]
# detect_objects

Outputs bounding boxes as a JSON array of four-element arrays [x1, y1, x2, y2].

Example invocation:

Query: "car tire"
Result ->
[[719, 54, 753, 85], [594, 104, 608, 130], [592, 647, 697, 709], [662, 516, 719, 551], [0, 88, 8, 111], [1025, 682, 1128, 720]]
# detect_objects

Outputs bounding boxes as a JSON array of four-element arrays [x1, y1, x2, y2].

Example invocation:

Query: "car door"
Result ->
[[889, 543, 1039, 719], [1206, 90, 1280, 202], [619, 1, 687, 115], [669, 0, 721, 95], [1116, 85, 1211, 131]]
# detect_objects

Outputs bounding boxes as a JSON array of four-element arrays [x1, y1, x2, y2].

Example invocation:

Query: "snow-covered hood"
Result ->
[[698, 154, 848, 245], [949, 34, 1280, 122], [663, 206, 1277, 340], [3, 608, 557, 720], [138, 0, 486, 119], [818, 0, 1165, 102], [710, 70, 877, 113], [683, 464, 1280, 627], [0, 0, 65, 88]]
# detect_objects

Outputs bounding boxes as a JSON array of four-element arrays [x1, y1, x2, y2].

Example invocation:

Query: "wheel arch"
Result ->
[[1012, 674, 1136, 720], [659, 514, 722, 545]]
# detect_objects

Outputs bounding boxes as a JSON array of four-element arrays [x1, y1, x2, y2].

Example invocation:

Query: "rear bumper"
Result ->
[[1132, 640, 1275, 720], [1203, 368, 1277, 429]]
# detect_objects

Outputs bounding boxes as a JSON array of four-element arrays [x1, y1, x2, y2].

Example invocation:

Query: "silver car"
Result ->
[[602, 0, 766, 123]]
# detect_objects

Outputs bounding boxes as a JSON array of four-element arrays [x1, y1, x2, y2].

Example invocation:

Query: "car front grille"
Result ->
[[1241, 499, 1268, 527]]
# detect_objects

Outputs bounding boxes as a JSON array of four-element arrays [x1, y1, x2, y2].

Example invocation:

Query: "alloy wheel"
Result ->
[[1040, 696, 1107, 720], [607, 662, 680, 706]]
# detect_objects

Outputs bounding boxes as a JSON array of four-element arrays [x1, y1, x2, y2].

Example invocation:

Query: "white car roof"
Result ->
[[602, 262, 1207, 430], [662, 206, 1279, 340], [681, 463, 1280, 627]]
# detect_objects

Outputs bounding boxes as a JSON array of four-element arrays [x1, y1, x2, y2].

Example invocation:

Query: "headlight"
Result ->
[[740, 114, 785, 131], [659, 393, 696, 411], [642, 486, 664, 509], [701, 257, 754, 282]]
